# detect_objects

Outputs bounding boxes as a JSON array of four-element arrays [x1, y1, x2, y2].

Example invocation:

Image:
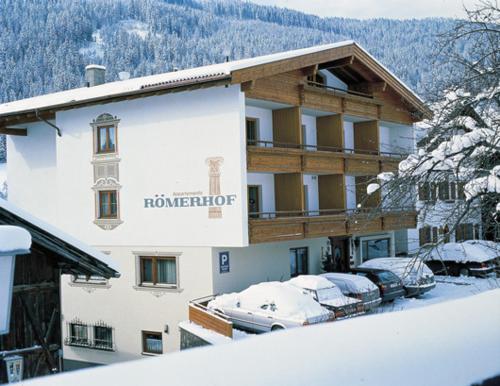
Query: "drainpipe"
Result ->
[[35, 110, 62, 137]]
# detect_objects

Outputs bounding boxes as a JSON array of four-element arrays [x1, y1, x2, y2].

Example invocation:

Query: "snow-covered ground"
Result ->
[[375, 275, 499, 314], [25, 289, 500, 386]]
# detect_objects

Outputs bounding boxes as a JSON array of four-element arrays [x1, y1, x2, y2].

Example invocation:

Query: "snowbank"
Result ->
[[208, 281, 330, 321], [0, 225, 31, 254], [429, 240, 500, 263], [25, 289, 500, 386]]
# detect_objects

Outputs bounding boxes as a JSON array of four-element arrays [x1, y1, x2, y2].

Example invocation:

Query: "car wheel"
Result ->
[[459, 268, 470, 277], [271, 325, 285, 331]]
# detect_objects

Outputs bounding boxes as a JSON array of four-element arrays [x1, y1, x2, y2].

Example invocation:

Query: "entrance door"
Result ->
[[329, 237, 350, 273], [248, 185, 261, 218]]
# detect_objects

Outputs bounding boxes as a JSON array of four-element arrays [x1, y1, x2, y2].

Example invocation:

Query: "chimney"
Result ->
[[85, 64, 106, 87]]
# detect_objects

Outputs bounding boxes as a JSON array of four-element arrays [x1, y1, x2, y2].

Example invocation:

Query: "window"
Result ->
[[438, 181, 450, 201], [290, 247, 308, 277], [140, 256, 177, 287], [142, 331, 163, 354], [248, 185, 261, 219], [419, 226, 432, 246], [69, 323, 89, 346], [94, 325, 113, 350], [473, 224, 481, 240], [246, 118, 259, 146], [456, 223, 474, 241], [362, 238, 390, 260], [65, 321, 114, 351], [97, 125, 116, 153], [98, 190, 118, 219], [457, 182, 466, 200], [432, 227, 438, 243], [450, 183, 457, 200], [418, 183, 430, 201]]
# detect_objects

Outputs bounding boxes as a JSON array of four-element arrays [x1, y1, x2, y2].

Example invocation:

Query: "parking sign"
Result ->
[[219, 251, 230, 274]]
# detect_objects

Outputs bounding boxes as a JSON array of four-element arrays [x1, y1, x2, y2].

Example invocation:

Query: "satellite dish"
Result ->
[[118, 71, 130, 81]]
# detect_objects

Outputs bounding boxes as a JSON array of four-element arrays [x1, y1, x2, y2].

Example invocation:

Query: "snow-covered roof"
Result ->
[[0, 225, 31, 255], [0, 198, 119, 276], [24, 289, 500, 386], [429, 240, 500, 263], [288, 275, 334, 291], [0, 41, 427, 118], [208, 281, 330, 321], [321, 272, 378, 293]]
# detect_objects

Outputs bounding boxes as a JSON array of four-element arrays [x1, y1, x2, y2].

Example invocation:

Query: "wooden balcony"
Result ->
[[247, 142, 404, 175], [248, 209, 417, 244]]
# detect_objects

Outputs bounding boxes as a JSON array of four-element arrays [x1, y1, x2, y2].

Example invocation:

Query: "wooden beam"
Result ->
[[350, 81, 387, 94], [319, 56, 354, 70], [0, 127, 27, 136], [240, 80, 255, 92]]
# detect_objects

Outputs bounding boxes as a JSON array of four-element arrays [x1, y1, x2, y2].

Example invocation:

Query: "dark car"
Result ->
[[351, 268, 406, 302], [425, 240, 499, 278]]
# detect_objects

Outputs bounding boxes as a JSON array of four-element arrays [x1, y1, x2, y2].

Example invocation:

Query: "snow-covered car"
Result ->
[[207, 282, 334, 333], [320, 272, 382, 311], [351, 268, 406, 302], [425, 240, 499, 277], [288, 275, 365, 319], [359, 258, 435, 297]]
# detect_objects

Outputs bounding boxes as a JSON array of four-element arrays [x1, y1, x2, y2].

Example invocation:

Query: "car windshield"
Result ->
[[315, 287, 343, 302], [376, 271, 399, 282]]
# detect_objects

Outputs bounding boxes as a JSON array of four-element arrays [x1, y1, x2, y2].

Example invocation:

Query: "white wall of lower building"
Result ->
[[345, 176, 357, 209], [303, 174, 319, 214], [62, 245, 214, 363], [343, 120, 354, 150], [211, 237, 328, 295], [379, 122, 414, 154], [301, 114, 317, 148]]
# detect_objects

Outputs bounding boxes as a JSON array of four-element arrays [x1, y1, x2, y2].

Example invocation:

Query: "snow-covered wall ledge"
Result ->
[[24, 289, 500, 386]]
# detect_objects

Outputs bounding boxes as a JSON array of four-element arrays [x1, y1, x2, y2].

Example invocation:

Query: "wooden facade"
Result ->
[[249, 210, 417, 244]]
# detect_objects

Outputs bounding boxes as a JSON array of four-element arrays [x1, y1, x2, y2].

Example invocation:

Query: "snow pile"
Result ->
[[0, 225, 31, 254], [360, 258, 434, 286], [208, 282, 331, 321], [321, 273, 378, 293], [464, 165, 500, 200], [366, 183, 380, 195], [288, 275, 333, 291], [429, 240, 500, 263], [24, 289, 500, 386]]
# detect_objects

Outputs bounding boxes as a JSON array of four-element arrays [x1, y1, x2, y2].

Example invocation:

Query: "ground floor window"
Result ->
[[142, 331, 163, 354], [65, 321, 114, 351], [362, 238, 390, 260], [139, 256, 177, 287], [456, 223, 474, 241], [290, 247, 308, 277], [69, 323, 89, 346], [94, 325, 113, 350]]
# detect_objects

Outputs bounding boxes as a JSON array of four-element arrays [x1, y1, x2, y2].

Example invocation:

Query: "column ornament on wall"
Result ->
[[206, 157, 224, 219]]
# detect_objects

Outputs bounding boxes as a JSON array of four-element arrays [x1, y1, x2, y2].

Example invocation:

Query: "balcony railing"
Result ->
[[247, 140, 407, 159], [248, 207, 417, 244], [306, 81, 374, 99]]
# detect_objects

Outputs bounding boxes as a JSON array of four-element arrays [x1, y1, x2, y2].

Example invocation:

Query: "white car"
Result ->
[[207, 281, 334, 333], [359, 258, 435, 297], [288, 275, 365, 319], [321, 273, 382, 311]]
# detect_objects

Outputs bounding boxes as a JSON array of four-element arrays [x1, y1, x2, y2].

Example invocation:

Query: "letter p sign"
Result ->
[[219, 251, 230, 274]]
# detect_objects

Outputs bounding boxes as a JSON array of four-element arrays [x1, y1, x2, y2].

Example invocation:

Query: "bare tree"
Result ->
[[366, 1, 500, 266]]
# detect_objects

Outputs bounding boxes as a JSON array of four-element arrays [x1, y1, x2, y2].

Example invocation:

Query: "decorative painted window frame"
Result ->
[[132, 251, 182, 296], [91, 113, 123, 231]]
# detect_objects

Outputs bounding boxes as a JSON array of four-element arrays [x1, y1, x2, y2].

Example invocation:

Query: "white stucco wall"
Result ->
[[211, 237, 329, 295], [345, 176, 357, 209], [343, 120, 354, 150], [301, 114, 317, 149], [379, 122, 414, 154], [245, 105, 273, 145], [303, 174, 319, 213], [53, 85, 247, 248], [247, 172, 275, 214], [7, 121, 58, 224], [61, 245, 214, 362]]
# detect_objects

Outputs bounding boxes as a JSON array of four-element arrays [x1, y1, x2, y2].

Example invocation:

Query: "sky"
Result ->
[[248, 0, 477, 19]]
